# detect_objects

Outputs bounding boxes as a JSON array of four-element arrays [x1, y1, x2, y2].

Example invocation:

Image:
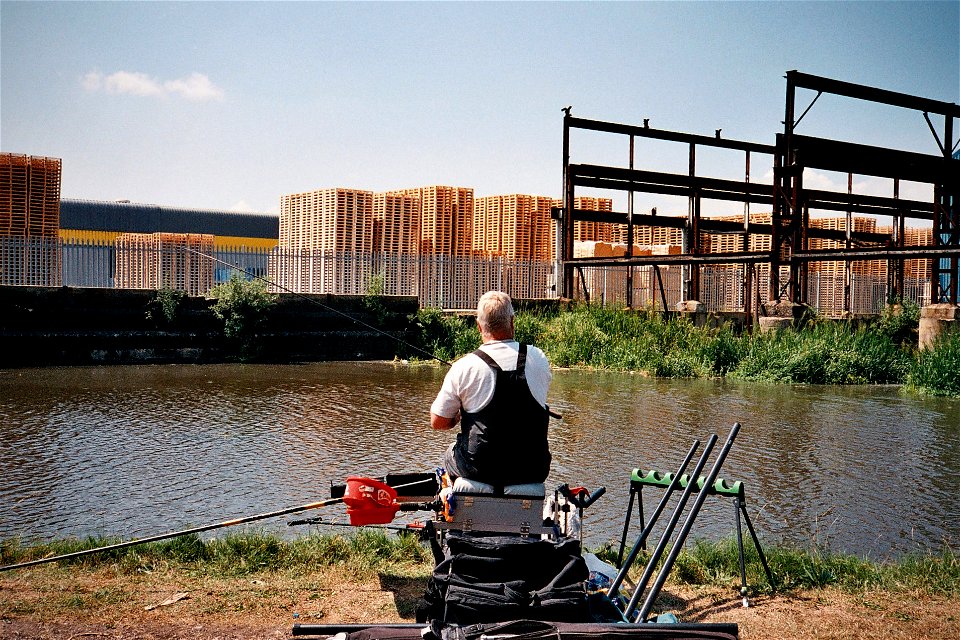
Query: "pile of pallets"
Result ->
[[395, 186, 474, 257], [808, 216, 881, 277], [115, 232, 214, 295], [0, 153, 62, 286], [373, 192, 420, 255], [474, 194, 554, 261], [904, 226, 932, 279]]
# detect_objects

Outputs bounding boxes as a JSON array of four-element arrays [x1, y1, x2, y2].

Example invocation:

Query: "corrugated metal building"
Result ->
[[59, 199, 279, 249]]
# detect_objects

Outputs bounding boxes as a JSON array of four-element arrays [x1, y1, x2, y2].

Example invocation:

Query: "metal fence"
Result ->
[[2, 237, 933, 314], [4, 238, 555, 310]]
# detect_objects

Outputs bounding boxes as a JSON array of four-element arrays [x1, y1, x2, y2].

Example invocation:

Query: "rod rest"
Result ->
[[630, 468, 744, 498]]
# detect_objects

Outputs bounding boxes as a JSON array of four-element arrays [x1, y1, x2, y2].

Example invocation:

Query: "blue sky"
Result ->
[[2, 1, 958, 217]]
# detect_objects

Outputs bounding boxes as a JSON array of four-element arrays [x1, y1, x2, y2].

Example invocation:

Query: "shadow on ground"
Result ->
[[378, 574, 430, 619]]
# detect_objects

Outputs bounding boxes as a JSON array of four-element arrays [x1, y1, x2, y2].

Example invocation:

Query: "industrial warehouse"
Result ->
[[2, 70, 958, 318], [0, 149, 945, 315]]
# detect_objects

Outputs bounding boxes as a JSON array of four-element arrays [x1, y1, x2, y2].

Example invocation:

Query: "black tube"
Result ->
[[636, 422, 741, 622], [607, 440, 699, 599], [293, 623, 424, 636], [580, 486, 606, 508], [622, 434, 718, 619], [616, 487, 637, 566]]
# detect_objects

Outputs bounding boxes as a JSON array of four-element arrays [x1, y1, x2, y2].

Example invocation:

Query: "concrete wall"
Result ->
[[0, 286, 419, 367]]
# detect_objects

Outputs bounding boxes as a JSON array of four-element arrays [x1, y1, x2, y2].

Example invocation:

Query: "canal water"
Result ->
[[1, 362, 957, 560]]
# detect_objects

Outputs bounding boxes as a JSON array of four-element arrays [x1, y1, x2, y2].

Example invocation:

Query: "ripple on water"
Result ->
[[0, 363, 957, 558]]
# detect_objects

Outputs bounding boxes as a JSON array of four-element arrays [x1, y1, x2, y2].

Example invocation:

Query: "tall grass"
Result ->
[[406, 304, 957, 396], [593, 538, 960, 595], [730, 320, 912, 384], [906, 330, 960, 397]]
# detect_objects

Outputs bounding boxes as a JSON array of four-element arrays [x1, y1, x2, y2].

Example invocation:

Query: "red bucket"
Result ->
[[343, 476, 400, 526]]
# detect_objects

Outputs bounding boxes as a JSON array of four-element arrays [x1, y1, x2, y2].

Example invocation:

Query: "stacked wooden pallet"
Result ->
[[475, 194, 554, 260], [373, 192, 420, 255], [0, 153, 62, 286], [114, 232, 214, 296], [0, 154, 61, 239], [396, 186, 474, 257], [808, 216, 880, 277], [905, 226, 932, 279]]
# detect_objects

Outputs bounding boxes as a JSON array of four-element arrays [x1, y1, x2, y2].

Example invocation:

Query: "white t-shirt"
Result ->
[[430, 340, 552, 418]]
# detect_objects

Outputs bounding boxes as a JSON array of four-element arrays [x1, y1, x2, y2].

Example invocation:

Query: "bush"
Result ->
[[406, 307, 479, 363], [906, 330, 960, 397], [731, 321, 910, 384], [209, 274, 276, 359], [146, 286, 187, 327]]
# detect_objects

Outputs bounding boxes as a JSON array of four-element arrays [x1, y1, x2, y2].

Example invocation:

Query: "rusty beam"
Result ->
[[787, 70, 960, 118], [566, 116, 776, 155]]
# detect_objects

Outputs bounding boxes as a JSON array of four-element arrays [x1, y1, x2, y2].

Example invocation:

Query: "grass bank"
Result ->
[[408, 303, 960, 397], [4, 531, 958, 596], [4, 532, 958, 640]]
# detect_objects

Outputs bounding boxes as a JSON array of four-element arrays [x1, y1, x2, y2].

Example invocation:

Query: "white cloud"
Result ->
[[229, 200, 253, 212], [164, 73, 224, 102], [104, 71, 165, 97], [82, 70, 224, 102]]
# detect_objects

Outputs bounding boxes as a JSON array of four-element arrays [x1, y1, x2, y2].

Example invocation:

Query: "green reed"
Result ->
[[408, 304, 957, 396]]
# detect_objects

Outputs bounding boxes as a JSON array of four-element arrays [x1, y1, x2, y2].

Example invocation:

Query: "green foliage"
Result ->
[[531, 305, 744, 378], [407, 307, 479, 362], [1, 530, 432, 578], [209, 273, 276, 359], [730, 321, 911, 385], [906, 330, 960, 397], [513, 308, 553, 347], [593, 538, 960, 596], [146, 286, 187, 327], [6, 532, 958, 595], [876, 300, 921, 346], [362, 272, 391, 326]]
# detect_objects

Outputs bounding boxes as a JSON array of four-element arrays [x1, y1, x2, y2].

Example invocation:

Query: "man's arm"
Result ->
[[430, 410, 460, 431]]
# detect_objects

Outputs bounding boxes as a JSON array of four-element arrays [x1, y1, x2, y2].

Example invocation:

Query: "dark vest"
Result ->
[[450, 344, 551, 486]]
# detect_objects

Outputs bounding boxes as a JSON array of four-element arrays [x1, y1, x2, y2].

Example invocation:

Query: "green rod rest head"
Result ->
[[631, 468, 744, 497]]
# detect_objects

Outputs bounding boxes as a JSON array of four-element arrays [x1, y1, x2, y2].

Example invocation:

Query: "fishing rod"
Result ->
[[0, 477, 436, 573], [185, 246, 452, 366], [287, 517, 426, 532]]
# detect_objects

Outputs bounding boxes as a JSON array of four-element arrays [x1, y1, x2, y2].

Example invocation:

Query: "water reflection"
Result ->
[[0, 363, 957, 559]]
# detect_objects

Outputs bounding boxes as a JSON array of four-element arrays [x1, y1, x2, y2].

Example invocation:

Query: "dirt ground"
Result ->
[[2, 565, 957, 640]]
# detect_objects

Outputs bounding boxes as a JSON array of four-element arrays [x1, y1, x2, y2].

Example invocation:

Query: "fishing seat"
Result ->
[[436, 478, 552, 537], [450, 477, 545, 497]]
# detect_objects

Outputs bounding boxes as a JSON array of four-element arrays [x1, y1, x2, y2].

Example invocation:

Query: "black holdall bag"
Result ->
[[416, 534, 591, 635]]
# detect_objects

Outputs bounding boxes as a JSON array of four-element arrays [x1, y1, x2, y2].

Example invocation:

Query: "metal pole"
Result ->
[[735, 498, 748, 606], [608, 440, 700, 600], [627, 134, 635, 307], [622, 434, 718, 620], [636, 422, 741, 622]]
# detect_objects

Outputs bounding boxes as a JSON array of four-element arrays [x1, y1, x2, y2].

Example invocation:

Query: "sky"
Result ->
[[2, 1, 958, 218]]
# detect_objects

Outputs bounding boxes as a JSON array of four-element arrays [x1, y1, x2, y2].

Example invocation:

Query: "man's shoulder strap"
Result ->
[[472, 344, 528, 372], [472, 347, 500, 370]]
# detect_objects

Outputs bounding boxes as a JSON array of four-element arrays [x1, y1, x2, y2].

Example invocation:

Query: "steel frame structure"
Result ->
[[775, 71, 960, 305], [558, 71, 960, 308]]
